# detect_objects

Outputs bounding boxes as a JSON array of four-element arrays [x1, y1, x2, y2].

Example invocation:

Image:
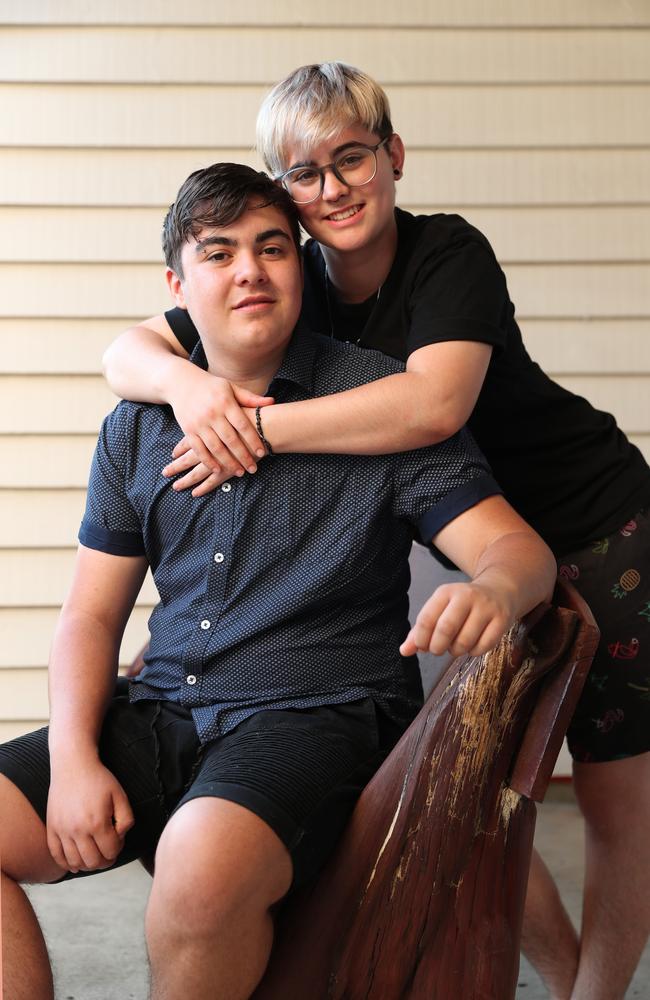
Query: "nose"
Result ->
[[321, 165, 350, 203], [235, 251, 267, 285]]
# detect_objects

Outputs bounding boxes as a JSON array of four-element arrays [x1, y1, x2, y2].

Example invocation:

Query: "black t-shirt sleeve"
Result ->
[[164, 307, 200, 355], [407, 238, 510, 358]]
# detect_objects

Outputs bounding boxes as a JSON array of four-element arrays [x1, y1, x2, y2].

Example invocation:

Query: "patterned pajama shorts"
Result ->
[[558, 505, 650, 763]]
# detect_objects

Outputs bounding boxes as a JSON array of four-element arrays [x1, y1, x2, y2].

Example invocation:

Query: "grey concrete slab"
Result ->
[[26, 799, 650, 999]]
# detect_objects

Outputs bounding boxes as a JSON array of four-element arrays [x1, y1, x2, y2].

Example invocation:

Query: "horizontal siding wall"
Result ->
[[1, 8, 649, 740]]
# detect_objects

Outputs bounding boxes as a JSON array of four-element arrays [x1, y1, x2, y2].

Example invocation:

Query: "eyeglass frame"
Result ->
[[275, 135, 393, 205]]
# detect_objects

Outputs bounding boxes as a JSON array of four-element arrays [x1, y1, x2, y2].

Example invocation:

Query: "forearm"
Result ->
[[260, 341, 491, 456], [262, 371, 457, 455], [48, 608, 121, 762], [103, 323, 189, 404], [471, 530, 556, 621]]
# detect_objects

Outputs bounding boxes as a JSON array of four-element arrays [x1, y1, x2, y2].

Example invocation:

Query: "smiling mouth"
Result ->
[[325, 205, 363, 222]]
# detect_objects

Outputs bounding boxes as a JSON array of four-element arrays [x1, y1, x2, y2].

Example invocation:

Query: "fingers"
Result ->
[[231, 386, 275, 408], [111, 788, 135, 840], [163, 449, 205, 478], [171, 435, 193, 460], [189, 428, 252, 476], [48, 828, 118, 873], [400, 585, 510, 658], [191, 473, 227, 498], [171, 463, 234, 494], [46, 829, 69, 871]]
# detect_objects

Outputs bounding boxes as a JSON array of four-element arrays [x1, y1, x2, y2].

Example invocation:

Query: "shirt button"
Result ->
[[200, 619, 211, 630], [214, 552, 224, 563], [186, 674, 197, 685], [221, 483, 232, 493]]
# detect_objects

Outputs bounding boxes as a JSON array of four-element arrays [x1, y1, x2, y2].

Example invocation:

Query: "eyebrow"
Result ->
[[194, 229, 291, 253], [288, 141, 364, 170]]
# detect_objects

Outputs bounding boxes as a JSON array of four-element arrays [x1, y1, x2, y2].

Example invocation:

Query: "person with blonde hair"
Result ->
[[104, 63, 650, 999]]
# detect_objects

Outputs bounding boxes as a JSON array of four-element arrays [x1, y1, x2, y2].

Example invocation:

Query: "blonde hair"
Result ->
[[256, 62, 393, 177]]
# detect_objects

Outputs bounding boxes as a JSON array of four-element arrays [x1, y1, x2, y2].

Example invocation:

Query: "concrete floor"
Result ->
[[24, 797, 650, 999]]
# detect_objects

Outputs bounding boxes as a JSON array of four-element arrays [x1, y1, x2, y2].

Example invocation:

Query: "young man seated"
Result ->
[[0, 163, 555, 1000]]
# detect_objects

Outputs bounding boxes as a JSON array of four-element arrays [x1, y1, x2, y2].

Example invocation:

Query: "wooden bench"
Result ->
[[251, 579, 599, 999]]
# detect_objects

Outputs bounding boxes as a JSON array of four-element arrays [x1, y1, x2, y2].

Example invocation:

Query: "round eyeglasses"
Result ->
[[276, 136, 392, 205]]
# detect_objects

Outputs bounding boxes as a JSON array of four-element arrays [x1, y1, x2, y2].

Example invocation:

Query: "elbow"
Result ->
[[101, 343, 115, 381], [407, 376, 469, 445], [417, 402, 466, 446], [434, 407, 466, 443]]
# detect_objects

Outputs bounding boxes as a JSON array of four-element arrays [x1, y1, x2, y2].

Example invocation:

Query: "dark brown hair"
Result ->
[[162, 162, 301, 278]]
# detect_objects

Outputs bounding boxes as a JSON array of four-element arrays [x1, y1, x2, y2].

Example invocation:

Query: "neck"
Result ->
[[203, 347, 285, 396], [320, 215, 398, 303]]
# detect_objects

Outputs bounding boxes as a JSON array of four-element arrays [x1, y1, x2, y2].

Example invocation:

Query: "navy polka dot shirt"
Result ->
[[79, 329, 500, 743]]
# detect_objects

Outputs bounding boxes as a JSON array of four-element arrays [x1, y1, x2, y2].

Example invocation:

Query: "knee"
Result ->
[[147, 865, 232, 945], [146, 817, 290, 945]]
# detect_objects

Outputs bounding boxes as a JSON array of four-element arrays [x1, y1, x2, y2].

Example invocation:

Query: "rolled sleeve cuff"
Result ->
[[417, 474, 503, 543], [79, 519, 145, 557]]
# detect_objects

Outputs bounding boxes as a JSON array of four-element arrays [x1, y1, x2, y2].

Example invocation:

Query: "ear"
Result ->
[[166, 267, 187, 309], [388, 133, 405, 179]]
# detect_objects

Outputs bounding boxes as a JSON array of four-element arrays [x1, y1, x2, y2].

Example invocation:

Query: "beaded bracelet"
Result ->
[[255, 406, 274, 456]]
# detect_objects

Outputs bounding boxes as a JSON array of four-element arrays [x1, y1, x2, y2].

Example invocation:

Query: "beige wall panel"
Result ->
[[554, 376, 650, 432], [0, 436, 96, 487], [0, 320, 127, 374], [0, 490, 86, 547], [0, 550, 158, 606], [0, 376, 115, 433], [0, 148, 260, 206], [0, 720, 44, 739], [398, 150, 650, 207], [505, 264, 650, 320], [7, 206, 650, 264], [0, 668, 49, 719], [630, 435, 650, 462], [5, 1, 650, 28], [5, 148, 650, 207], [3, 263, 650, 322], [3, 207, 164, 263], [0, 264, 168, 319], [3, 85, 650, 148], [521, 320, 650, 374], [4, 28, 650, 84], [0, 606, 153, 668], [389, 86, 650, 149]]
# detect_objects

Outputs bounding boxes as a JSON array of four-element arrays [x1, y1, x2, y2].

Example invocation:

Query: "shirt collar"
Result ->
[[189, 320, 318, 397]]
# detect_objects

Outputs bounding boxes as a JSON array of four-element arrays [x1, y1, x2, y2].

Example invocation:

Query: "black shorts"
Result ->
[[559, 505, 650, 763], [0, 695, 401, 889]]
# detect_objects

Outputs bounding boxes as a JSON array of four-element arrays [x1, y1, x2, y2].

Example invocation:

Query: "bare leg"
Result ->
[[146, 797, 292, 1000], [570, 752, 650, 1000], [0, 774, 67, 1000], [521, 847, 579, 1000]]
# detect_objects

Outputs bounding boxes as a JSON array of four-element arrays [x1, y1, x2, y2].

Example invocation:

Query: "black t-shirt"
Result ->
[[165, 208, 650, 555]]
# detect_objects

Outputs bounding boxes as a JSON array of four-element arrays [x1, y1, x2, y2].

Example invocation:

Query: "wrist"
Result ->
[[156, 352, 196, 407], [255, 405, 274, 456], [49, 731, 100, 769]]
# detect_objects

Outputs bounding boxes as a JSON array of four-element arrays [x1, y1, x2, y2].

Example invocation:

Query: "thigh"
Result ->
[[559, 507, 650, 762], [0, 772, 64, 883], [0, 697, 201, 880], [176, 698, 390, 890]]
